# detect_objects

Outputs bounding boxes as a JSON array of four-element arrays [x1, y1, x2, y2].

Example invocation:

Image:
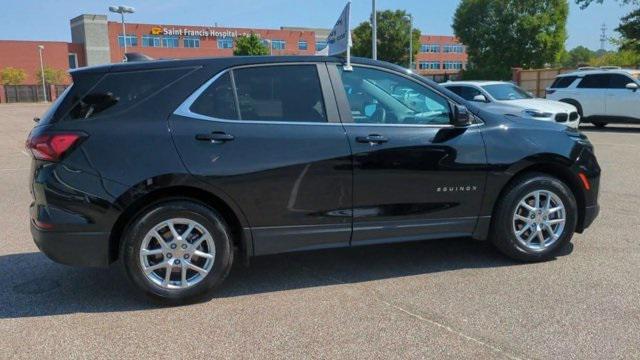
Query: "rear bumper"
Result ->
[[31, 222, 111, 267]]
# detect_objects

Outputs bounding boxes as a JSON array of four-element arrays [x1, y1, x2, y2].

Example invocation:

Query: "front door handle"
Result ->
[[195, 131, 235, 143], [356, 134, 388, 145]]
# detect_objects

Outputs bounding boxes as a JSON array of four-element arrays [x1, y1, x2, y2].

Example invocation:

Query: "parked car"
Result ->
[[442, 81, 580, 128], [27, 56, 600, 303], [546, 67, 640, 127]]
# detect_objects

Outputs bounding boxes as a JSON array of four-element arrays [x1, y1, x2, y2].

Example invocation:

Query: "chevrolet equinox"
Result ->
[[27, 56, 601, 303]]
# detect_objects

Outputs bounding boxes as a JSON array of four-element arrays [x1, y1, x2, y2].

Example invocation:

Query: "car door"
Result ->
[[328, 64, 487, 246], [169, 63, 352, 256], [576, 74, 609, 117], [605, 73, 640, 120]]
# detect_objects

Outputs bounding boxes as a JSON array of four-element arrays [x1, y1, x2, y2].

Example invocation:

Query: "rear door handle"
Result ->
[[356, 134, 388, 145], [195, 131, 235, 143]]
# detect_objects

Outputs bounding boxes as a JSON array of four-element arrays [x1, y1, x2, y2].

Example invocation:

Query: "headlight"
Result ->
[[524, 109, 553, 118]]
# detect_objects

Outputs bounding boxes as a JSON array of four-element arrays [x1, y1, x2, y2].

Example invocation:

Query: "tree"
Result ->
[[35, 66, 67, 85], [0, 67, 26, 85], [574, 0, 638, 8], [590, 49, 640, 65], [561, 46, 596, 67], [616, 8, 640, 52], [352, 10, 420, 68], [453, 0, 569, 80], [233, 33, 270, 56]]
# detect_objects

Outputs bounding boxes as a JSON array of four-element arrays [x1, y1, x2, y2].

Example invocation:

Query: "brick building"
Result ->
[[0, 13, 468, 89]]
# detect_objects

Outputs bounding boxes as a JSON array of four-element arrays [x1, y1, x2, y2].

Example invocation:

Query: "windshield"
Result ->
[[482, 83, 532, 101]]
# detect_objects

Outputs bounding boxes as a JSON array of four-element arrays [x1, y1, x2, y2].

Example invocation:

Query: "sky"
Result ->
[[0, 0, 636, 51]]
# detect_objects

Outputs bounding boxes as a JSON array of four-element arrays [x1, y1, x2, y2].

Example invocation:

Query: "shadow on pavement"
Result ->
[[579, 125, 640, 134], [0, 238, 573, 318]]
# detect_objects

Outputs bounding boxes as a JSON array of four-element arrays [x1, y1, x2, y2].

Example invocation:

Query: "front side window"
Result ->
[[338, 66, 452, 125], [118, 34, 137, 47], [481, 83, 531, 100], [234, 65, 326, 122], [217, 37, 233, 49], [608, 74, 635, 89]]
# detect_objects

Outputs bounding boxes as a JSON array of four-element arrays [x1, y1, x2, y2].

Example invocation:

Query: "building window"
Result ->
[[443, 61, 464, 70], [271, 40, 285, 50], [420, 44, 440, 53], [298, 40, 308, 51], [419, 61, 440, 70], [118, 34, 137, 47], [443, 44, 464, 53], [184, 36, 200, 48], [142, 35, 162, 48], [217, 37, 233, 49], [162, 36, 179, 48], [316, 40, 327, 51], [68, 53, 78, 69]]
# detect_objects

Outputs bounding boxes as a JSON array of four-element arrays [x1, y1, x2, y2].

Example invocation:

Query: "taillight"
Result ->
[[25, 133, 85, 162]]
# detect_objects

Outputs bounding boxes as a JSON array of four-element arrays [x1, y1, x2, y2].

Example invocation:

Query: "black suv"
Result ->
[[28, 56, 600, 303]]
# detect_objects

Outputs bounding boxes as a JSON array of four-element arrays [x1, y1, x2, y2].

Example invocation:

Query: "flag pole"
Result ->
[[344, 1, 353, 71]]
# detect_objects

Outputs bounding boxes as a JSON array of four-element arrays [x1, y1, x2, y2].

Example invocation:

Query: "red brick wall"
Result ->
[[415, 35, 468, 76], [0, 40, 82, 85], [108, 22, 317, 63]]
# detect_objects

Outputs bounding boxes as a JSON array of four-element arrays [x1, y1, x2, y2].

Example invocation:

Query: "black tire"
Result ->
[[490, 173, 577, 262], [121, 200, 234, 304], [592, 122, 607, 128]]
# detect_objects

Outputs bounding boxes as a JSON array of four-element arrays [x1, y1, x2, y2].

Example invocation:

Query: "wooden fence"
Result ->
[[0, 84, 68, 103]]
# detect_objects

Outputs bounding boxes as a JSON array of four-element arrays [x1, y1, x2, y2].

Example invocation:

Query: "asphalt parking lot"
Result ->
[[0, 103, 638, 359]]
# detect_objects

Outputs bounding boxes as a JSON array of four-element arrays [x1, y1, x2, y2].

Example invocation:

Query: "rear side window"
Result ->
[[577, 74, 610, 89], [550, 76, 577, 89], [65, 68, 192, 120], [234, 65, 326, 122]]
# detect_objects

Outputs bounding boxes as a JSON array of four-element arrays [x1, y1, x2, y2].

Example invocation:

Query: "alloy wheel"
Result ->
[[512, 190, 566, 252], [139, 218, 215, 289]]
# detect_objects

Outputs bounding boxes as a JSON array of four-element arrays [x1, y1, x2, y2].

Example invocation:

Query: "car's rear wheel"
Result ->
[[121, 200, 233, 304], [491, 173, 577, 262]]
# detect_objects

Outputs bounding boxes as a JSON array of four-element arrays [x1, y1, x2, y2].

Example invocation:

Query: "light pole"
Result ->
[[371, 0, 377, 60], [37, 45, 47, 102], [263, 39, 273, 56], [109, 5, 135, 62], [404, 14, 413, 70]]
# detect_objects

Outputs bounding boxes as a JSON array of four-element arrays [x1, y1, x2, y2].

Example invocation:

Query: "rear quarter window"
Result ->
[[63, 67, 194, 121], [550, 76, 577, 89]]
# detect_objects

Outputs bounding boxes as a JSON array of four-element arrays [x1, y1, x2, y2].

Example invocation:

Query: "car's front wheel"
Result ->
[[121, 200, 234, 304], [491, 173, 577, 262]]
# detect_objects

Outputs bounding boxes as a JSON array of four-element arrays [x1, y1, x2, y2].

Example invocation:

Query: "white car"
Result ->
[[442, 81, 580, 128], [546, 67, 640, 128]]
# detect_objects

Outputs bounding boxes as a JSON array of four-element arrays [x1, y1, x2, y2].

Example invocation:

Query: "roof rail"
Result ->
[[577, 66, 598, 71], [599, 66, 622, 70]]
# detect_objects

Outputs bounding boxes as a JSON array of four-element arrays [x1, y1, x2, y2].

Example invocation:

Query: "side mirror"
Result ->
[[452, 104, 472, 127], [626, 83, 638, 91], [472, 94, 488, 103]]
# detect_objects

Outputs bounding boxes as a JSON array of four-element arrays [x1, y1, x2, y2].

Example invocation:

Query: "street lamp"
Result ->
[[37, 45, 47, 102], [371, 0, 377, 60], [109, 5, 135, 62], [404, 14, 413, 70], [263, 39, 273, 56]]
